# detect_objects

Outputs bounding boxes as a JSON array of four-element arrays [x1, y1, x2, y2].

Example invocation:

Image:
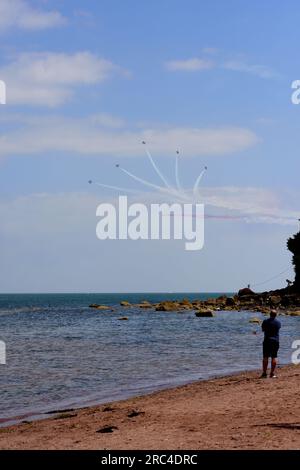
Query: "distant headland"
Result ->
[[90, 229, 300, 318]]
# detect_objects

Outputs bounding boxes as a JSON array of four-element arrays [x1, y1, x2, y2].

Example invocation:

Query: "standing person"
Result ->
[[261, 309, 281, 378]]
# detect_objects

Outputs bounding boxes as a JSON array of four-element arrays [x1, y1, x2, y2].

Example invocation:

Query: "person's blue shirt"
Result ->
[[262, 317, 281, 342]]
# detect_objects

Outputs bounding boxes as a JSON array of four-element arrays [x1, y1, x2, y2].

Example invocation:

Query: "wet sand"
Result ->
[[0, 364, 299, 450]]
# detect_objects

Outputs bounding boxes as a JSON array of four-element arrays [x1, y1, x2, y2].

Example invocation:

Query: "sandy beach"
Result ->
[[0, 364, 299, 450]]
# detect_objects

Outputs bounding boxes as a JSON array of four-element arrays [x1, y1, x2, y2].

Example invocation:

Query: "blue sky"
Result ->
[[0, 0, 299, 292]]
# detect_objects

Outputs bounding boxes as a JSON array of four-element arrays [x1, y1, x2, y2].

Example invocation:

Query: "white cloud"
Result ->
[[201, 186, 279, 213], [130, 186, 299, 226], [199, 187, 299, 225], [165, 58, 214, 71], [0, 192, 98, 235], [0, 114, 259, 157], [0, 0, 66, 32], [0, 187, 298, 244], [223, 60, 278, 79], [89, 114, 126, 129], [165, 54, 278, 79], [0, 52, 127, 106]]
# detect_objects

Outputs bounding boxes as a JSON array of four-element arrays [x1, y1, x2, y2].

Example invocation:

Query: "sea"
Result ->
[[1, 293, 299, 426]]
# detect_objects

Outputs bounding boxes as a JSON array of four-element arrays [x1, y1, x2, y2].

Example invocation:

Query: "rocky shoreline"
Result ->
[[89, 287, 300, 318], [91, 228, 300, 319]]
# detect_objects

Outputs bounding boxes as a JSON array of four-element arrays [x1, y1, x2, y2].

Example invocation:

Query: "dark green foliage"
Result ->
[[287, 231, 300, 292]]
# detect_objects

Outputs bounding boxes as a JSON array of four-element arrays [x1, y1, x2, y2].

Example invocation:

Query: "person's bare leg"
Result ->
[[261, 357, 268, 377], [270, 358, 277, 377]]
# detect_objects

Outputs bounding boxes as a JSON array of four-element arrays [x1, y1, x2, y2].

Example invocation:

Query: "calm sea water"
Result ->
[[1, 293, 299, 425]]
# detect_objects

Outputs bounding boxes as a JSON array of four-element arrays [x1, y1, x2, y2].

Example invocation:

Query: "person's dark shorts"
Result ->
[[263, 339, 279, 358]]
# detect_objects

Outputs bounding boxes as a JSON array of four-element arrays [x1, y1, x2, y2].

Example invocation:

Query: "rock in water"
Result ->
[[269, 295, 281, 306], [155, 301, 180, 311], [179, 298, 194, 309], [195, 309, 214, 318], [226, 297, 236, 306], [238, 288, 255, 297], [89, 304, 110, 310], [249, 317, 261, 323], [288, 310, 300, 316], [260, 307, 271, 315], [206, 298, 217, 305]]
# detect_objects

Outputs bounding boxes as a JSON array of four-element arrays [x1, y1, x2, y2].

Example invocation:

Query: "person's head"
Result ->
[[270, 309, 277, 318]]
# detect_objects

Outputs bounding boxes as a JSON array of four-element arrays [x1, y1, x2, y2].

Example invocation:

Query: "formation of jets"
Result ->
[[88, 141, 207, 188]]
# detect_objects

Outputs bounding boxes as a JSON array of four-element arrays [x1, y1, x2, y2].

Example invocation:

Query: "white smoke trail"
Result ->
[[142, 142, 172, 189], [193, 166, 207, 201], [175, 151, 184, 193], [118, 166, 189, 202], [90, 181, 140, 194]]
